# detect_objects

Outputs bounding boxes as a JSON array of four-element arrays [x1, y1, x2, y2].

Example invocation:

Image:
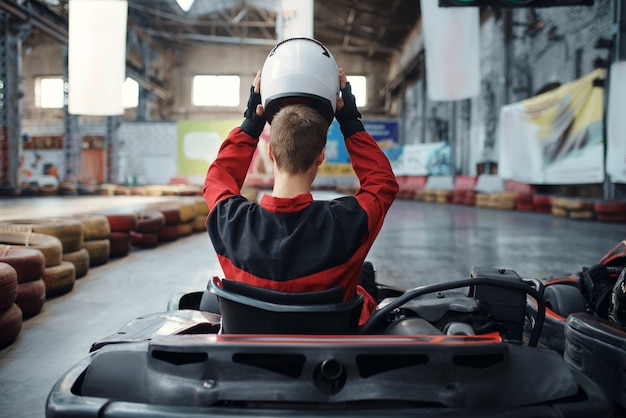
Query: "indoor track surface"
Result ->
[[0, 192, 624, 418]]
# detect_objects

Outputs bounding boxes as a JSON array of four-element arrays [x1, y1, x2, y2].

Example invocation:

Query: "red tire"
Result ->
[[0, 247, 45, 283], [594, 200, 626, 214], [109, 231, 131, 257], [516, 202, 535, 212], [597, 213, 626, 223], [149, 205, 181, 226], [106, 214, 138, 232], [0, 304, 23, 348], [0, 262, 18, 310], [134, 211, 165, 234], [16, 279, 46, 319], [532, 194, 552, 206], [158, 225, 179, 242], [130, 231, 159, 248]]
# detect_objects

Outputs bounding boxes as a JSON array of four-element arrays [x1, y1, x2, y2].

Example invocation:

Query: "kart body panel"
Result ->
[[564, 312, 626, 408], [46, 267, 617, 417]]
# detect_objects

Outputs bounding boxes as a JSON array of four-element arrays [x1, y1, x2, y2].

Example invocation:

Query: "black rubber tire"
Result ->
[[16, 279, 46, 319], [544, 284, 587, 317], [158, 225, 179, 242], [0, 303, 23, 348]]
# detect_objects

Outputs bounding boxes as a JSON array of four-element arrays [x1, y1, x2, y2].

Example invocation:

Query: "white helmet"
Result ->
[[261, 37, 339, 125]]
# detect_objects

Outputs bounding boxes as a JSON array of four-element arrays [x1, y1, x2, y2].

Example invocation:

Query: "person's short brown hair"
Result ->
[[269, 104, 329, 174]]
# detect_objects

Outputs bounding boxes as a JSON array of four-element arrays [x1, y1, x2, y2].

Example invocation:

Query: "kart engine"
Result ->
[[386, 267, 529, 343]]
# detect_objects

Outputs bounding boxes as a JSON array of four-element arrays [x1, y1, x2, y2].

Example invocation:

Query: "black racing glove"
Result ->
[[335, 81, 364, 138], [240, 85, 266, 139]]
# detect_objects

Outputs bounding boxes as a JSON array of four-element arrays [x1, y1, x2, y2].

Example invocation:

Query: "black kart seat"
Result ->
[[208, 277, 363, 335]]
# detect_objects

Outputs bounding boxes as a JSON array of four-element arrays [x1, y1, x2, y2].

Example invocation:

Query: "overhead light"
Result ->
[[176, 0, 194, 12]]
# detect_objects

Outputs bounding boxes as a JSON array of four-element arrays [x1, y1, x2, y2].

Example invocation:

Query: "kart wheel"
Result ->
[[544, 284, 586, 318]]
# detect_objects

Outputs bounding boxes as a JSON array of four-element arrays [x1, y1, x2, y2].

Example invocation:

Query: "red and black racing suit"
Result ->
[[203, 127, 398, 325]]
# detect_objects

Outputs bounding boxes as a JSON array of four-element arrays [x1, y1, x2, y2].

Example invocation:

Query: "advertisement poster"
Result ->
[[499, 69, 605, 184], [387, 142, 451, 176], [178, 120, 273, 184]]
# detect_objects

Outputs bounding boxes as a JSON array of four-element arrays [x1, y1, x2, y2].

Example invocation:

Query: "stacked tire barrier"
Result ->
[[0, 196, 213, 350], [192, 197, 209, 232], [0, 220, 79, 298], [131, 210, 165, 248], [73, 214, 111, 267], [0, 247, 46, 319], [0, 262, 22, 348], [595, 200, 626, 223], [551, 198, 596, 220], [105, 214, 137, 258]]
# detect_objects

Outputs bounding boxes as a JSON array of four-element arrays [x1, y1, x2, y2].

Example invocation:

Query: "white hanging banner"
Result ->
[[607, 61, 626, 183], [419, 1, 480, 101], [278, 0, 313, 41], [68, 0, 128, 116], [498, 69, 605, 185]]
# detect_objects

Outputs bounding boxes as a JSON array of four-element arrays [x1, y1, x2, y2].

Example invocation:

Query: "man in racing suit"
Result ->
[[203, 69, 398, 325]]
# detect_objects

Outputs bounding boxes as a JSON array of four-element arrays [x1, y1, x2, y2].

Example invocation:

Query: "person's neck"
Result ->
[[271, 170, 315, 198]]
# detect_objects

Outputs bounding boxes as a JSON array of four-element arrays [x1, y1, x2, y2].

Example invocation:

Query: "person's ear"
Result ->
[[268, 144, 275, 163], [317, 147, 325, 166]]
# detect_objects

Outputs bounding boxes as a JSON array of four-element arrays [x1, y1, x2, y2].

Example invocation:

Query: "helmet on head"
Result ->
[[260, 37, 339, 125]]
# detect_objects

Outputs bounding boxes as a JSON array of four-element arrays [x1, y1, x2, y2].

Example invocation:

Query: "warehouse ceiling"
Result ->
[[11, 0, 420, 59], [127, 0, 420, 58], [0, 0, 421, 102]]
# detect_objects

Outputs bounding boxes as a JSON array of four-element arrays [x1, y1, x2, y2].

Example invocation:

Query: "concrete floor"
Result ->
[[0, 193, 625, 418]]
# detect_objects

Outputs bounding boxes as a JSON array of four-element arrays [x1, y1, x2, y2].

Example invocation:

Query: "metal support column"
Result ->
[[136, 40, 155, 121], [0, 13, 30, 194], [106, 115, 121, 184], [62, 45, 82, 183]]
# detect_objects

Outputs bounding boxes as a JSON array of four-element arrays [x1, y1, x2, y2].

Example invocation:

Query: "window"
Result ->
[[192, 75, 240, 107], [349, 75, 367, 107], [122, 77, 139, 108], [36, 76, 64, 108], [37, 76, 139, 109]]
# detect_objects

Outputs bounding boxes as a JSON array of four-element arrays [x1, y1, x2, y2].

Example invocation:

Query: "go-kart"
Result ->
[[46, 266, 616, 417], [523, 240, 626, 410], [524, 240, 625, 353]]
